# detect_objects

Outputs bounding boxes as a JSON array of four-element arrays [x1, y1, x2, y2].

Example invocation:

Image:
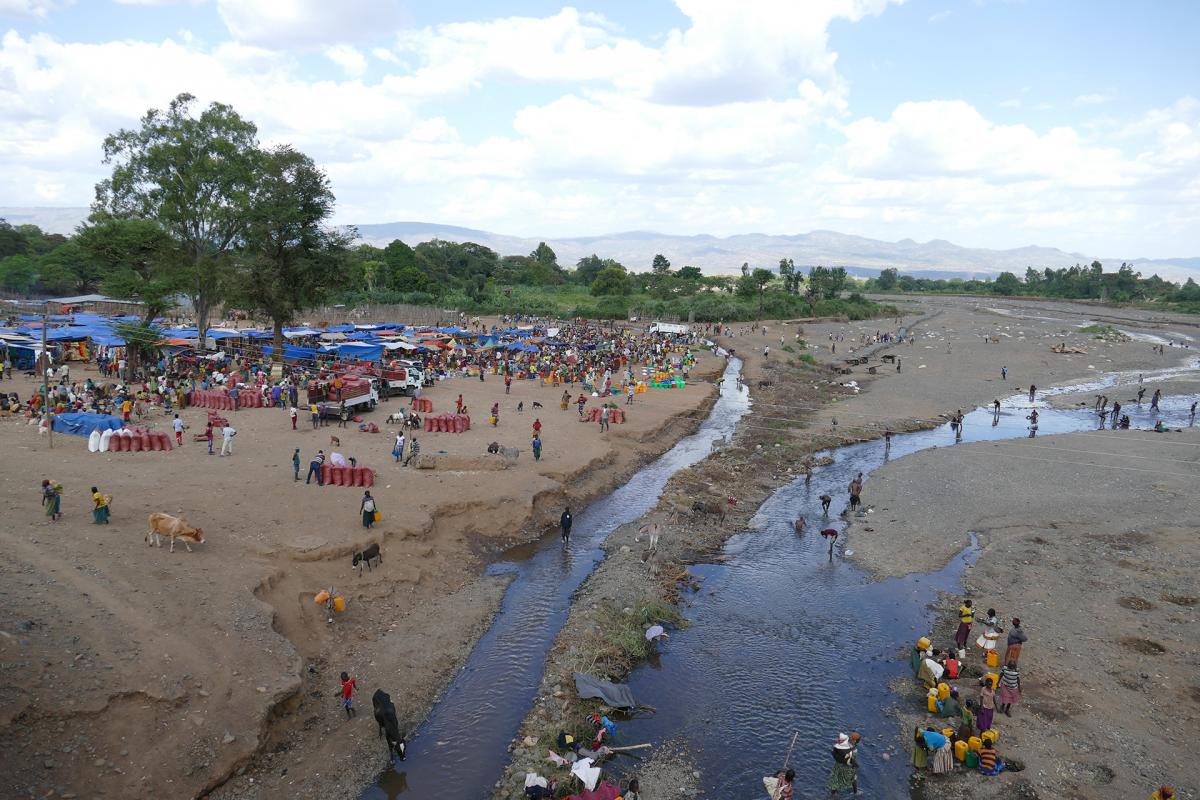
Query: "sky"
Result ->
[[1, 0, 1198, 259]]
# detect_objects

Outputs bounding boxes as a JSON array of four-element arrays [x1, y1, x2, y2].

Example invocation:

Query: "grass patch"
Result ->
[[567, 599, 687, 677], [1080, 324, 1123, 338]]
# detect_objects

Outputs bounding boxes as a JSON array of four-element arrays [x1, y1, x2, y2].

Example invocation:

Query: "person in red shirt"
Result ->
[[337, 671, 357, 719], [532, 418, 542, 435]]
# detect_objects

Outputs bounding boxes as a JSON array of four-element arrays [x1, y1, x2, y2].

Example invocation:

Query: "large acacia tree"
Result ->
[[235, 145, 351, 365], [93, 93, 260, 346]]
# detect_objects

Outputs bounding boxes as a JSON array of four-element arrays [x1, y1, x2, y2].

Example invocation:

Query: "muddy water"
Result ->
[[361, 358, 749, 799], [616, 374, 1199, 797]]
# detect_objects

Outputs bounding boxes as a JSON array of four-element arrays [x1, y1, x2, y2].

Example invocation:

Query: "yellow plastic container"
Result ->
[[314, 590, 330, 605], [985, 672, 999, 689], [954, 740, 968, 762], [967, 736, 982, 752], [986, 649, 1000, 668], [332, 595, 346, 613], [917, 636, 931, 650], [937, 682, 951, 701], [983, 729, 999, 744], [941, 727, 955, 740], [926, 690, 938, 713]]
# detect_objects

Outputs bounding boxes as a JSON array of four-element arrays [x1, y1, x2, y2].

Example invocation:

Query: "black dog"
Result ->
[[531, 401, 543, 409], [352, 543, 381, 576], [372, 689, 406, 761]]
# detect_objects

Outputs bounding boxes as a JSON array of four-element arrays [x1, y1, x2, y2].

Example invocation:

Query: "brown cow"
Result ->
[[145, 512, 205, 553]]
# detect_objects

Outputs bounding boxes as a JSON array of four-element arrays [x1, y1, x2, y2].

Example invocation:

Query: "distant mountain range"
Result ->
[[5, 206, 1198, 282]]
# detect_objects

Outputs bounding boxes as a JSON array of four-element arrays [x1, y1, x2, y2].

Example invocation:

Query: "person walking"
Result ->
[[532, 418, 542, 437], [310, 401, 320, 430], [1028, 384, 1037, 402], [403, 436, 420, 466], [626, 383, 635, 404], [337, 671, 357, 719], [1150, 388, 1161, 412], [504, 374, 512, 394], [306, 450, 326, 485], [1001, 365, 1008, 380], [41, 479, 62, 522], [172, 413, 185, 446], [91, 486, 110, 524], [204, 422, 214, 455], [996, 660, 1021, 716], [292, 448, 301, 481], [560, 507, 573, 544], [290, 405, 298, 430], [531, 433, 542, 461], [219, 423, 236, 456], [600, 405, 610, 432], [393, 431, 406, 463], [360, 491, 378, 529]]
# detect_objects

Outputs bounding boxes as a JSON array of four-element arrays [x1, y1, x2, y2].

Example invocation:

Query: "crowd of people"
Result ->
[[909, 598, 1028, 779]]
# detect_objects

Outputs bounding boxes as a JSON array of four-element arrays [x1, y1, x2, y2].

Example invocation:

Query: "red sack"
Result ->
[[424, 416, 434, 432], [140, 430, 152, 451], [350, 467, 364, 487], [454, 415, 466, 433], [329, 466, 343, 486], [462, 414, 470, 430], [360, 468, 375, 487], [321, 463, 331, 484], [111, 432, 124, 452], [160, 431, 173, 450], [129, 433, 143, 451], [148, 432, 162, 451]]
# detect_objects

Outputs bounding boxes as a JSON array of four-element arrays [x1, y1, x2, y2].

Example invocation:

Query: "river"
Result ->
[[361, 357, 749, 798], [363, 354, 1196, 798]]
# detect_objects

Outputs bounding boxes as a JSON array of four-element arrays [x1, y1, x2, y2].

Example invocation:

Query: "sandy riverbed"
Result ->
[[0, 344, 722, 800], [856, 428, 1199, 799]]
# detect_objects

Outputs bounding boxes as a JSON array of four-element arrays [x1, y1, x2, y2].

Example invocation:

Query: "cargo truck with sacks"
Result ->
[[307, 374, 380, 421]]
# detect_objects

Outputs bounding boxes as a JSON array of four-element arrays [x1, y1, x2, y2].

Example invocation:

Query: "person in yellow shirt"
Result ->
[[91, 486, 110, 524], [1150, 787, 1174, 800], [955, 598, 974, 652]]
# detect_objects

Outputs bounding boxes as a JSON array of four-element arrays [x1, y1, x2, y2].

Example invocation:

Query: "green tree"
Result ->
[[591, 264, 631, 296], [0, 254, 36, 293], [0, 219, 27, 258], [380, 239, 418, 289], [993, 271, 1021, 295], [652, 254, 671, 274], [575, 254, 607, 286], [94, 92, 261, 347], [36, 240, 101, 294], [876, 267, 898, 290], [235, 145, 350, 365], [77, 218, 182, 377], [750, 267, 775, 314], [532, 241, 558, 269]]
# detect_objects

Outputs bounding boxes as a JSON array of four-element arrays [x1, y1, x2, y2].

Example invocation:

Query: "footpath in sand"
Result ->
[[0, 347, 721, 800]]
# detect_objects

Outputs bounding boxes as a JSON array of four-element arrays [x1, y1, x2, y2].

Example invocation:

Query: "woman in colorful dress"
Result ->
[[91, 487, 110, 524]]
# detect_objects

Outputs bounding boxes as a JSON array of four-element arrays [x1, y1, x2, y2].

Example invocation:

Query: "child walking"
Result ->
[[337, 671, 357, 719]]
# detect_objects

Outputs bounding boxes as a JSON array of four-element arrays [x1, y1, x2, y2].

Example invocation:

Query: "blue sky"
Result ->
[[1, 0, 1198, 259]]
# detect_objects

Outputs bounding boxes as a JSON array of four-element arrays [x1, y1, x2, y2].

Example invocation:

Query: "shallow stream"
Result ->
[[364, 355, 1196, 798]]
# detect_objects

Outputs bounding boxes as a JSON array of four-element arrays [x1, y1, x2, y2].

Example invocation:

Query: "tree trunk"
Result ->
[[195, 296, 211, 353], [273, 318, 284, 365]]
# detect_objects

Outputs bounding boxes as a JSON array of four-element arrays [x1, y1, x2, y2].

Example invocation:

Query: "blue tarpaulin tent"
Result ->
[[51, 413, 125, 437]]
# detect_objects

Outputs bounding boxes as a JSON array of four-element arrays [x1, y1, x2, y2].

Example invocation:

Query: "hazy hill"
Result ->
[[4, 207, 1197, 281]]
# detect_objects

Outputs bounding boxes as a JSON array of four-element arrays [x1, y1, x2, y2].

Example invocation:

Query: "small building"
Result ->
[[44, 294, 145, 316]]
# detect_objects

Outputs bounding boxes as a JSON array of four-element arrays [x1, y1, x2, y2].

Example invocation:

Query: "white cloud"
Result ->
[[0, 0, 64, 18], [325, 44, 366, 78], [1074, 92, 1113, 106], [216, 0, 406, 48]]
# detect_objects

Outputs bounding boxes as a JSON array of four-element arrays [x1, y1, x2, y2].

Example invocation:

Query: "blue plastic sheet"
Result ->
[[51, 413, 125, 437]]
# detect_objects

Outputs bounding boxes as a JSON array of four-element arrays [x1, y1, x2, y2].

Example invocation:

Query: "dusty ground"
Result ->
[[858, 429, 1200, 799], [0, 342, 722, 800]]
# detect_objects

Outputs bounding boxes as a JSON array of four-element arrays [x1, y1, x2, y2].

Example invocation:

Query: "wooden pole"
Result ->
[[782, 731, 800, 769], [607, 743, 653, 753], [42, 301, 51, 449]]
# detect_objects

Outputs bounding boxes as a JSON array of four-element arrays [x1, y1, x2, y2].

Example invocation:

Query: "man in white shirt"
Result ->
[[172, 414, 185, 446], [220, 424, 236, 456]]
